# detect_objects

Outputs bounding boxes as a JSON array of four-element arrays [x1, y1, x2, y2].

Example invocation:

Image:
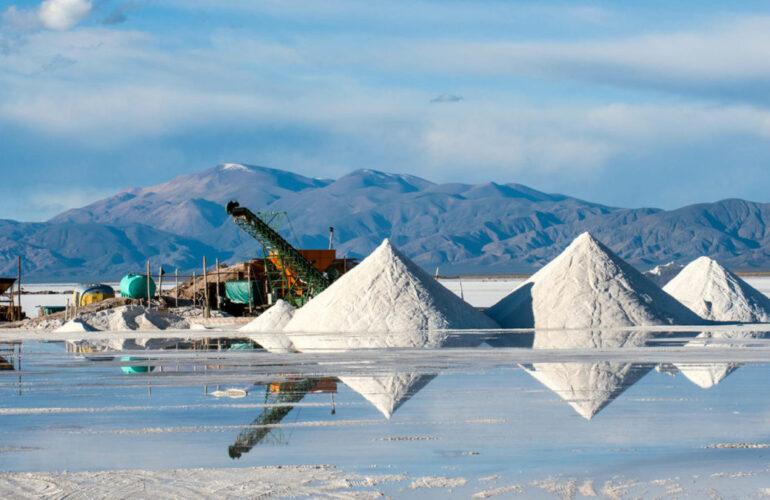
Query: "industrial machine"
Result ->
[[225, 201, 353, 307]]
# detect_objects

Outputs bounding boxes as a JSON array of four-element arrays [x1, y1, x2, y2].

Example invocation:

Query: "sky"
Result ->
[[2, 0, 770, 221]]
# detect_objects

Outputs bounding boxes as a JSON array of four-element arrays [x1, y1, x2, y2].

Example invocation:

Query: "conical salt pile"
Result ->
[[239, 300, 296, 353], [643, 262, 684, 287], [663, 256, 770, 323], [486, 232, 703, 329], [522, 329, 653, 419], [283, 239, 499, 335]]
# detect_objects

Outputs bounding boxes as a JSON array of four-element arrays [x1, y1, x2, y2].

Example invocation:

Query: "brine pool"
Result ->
[[1, 328, 769, 498]]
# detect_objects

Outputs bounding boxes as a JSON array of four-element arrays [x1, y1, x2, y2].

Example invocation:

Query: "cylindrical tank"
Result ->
[[119, 274, 156, 299], [73, 283, 116, 307]]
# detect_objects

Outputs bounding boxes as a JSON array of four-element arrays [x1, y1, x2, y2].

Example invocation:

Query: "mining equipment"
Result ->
[[225, 201, 354, 308], [0, 278, 23, 322]]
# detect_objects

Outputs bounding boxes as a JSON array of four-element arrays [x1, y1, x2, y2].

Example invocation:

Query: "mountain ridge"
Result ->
[[4, 163, 770, 280]]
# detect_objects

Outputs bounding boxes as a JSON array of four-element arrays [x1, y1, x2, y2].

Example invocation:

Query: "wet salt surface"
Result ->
[[1, 329, 770, 498]]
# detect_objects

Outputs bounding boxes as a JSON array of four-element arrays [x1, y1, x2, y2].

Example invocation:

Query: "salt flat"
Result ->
[[3, 278, 770, 498]]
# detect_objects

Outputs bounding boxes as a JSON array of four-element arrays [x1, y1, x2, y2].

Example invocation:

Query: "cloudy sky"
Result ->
[[2, 0, 770, 220]]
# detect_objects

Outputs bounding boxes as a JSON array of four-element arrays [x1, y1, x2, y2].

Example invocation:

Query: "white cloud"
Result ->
[[38, 0, 92, 30]]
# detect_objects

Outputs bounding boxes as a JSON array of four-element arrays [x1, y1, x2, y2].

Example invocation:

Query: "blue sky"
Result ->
[[3, 1, 770, 220]]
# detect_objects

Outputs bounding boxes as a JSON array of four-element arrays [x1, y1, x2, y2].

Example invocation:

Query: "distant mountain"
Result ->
[[4, 163, 770, 280]]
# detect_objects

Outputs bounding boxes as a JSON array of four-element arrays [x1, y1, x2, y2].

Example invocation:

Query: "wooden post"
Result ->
[[203, 257, 210, 319], [158, 266, 163, 308], [17, 256, 21, 321], [192, 272, 197, 309], [175, 268, 179, 308], [146, 260, 151, 309], [247, 264, 253, 314], [215, 258, 221, 310]]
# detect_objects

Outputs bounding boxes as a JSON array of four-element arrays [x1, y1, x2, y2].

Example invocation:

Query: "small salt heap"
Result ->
[[53, 318, 96, 333], [643, 262, 684, 287], [284, 239, 498, 337], [82, 305, 189, 331], [239, 300, 296, 353], [663, 256, 770, 323], [486, 232, 703, 329]]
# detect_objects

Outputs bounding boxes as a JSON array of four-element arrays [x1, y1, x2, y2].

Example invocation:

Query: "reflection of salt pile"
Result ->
[[644, 262, 684, 287], [487, 232, 703, 329], [54, 318, 96, 333], [342, 373, 436, 418], [239, 300, 296, 353], [284, 239, 498, 341], [664, 257, 770, 323], [674, 330, 764, 388], [523, 330, 653, 419]]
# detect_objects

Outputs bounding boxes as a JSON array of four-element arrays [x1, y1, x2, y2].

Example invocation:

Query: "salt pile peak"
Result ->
[[644, 262, 684, 287], [663, 256, 770, 323], [283, 239, 499, 334], [486, 232, 703, 329], [239, 300, 296, 353]]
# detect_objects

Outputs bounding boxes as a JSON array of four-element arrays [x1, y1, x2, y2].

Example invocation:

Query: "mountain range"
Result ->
[[3, 163, 770, 281]]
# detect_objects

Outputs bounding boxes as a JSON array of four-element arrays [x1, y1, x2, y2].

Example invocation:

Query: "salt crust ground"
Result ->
[[1, 464, 767, 499], [487, 232, 704, 329], [664, 256, 770, 323]]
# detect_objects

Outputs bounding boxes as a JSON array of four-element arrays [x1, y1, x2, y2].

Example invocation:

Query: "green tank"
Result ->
[[119, 273, 156, 299]]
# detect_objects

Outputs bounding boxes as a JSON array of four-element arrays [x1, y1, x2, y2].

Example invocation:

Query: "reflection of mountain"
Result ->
[[522, 330, 655, 419], [674, 331, 767, 388]]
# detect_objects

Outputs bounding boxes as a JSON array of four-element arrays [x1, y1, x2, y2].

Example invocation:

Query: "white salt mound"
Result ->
[[283, 239, 499, 334], [239, 300, 296, 353], [79, 305, 189, 331], [53, 318, 96, 333], [663, 256, 770, 323], [644, 262, 684, 287], [486, 232, 704, 329]]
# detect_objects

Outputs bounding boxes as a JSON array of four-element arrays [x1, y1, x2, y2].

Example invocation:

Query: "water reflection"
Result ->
[[674, 330, 769, 388], [520, 330, 656, 419]]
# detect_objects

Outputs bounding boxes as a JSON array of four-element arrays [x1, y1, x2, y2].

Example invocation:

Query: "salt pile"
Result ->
[[283, 239, 498, 337], [663, 256, 770, 323], [486, 232, 703, 329], [643, 262, 684, 287], [523, 329, 653, 419], [239, 300, 296, 353], [53, 318, 96, 333], [81, 305, 189, 331]]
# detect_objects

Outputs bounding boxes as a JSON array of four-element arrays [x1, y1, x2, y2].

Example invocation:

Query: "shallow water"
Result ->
[[1, 329, 769, 498]]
